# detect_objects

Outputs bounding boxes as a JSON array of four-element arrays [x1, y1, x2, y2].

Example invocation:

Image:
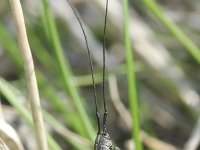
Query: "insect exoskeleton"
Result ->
[[95, 132, 120, 150], [95, 132, 112, 150]]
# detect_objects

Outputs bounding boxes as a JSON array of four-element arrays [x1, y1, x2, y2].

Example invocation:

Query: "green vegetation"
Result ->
[[0, 0, 199, 149], [123, 0, 143, 149]]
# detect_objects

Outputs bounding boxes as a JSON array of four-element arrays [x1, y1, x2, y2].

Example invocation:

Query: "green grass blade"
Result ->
[[47, 136, 62, 150], [143, 0, 200, 64], [44, 112, 92, 150], [123, 0, 143, 150], [40, 0, 95, 140], [0, 77, 92, 150], [37, 72, 87, 136], [0, 22, 22, 70], [0, 22, 87, 136], [0, 78, 62, 150]]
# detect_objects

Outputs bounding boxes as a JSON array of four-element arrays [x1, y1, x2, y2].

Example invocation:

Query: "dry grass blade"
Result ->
[[0, 138, 9, 150], [108, 74, 180, 150], [8, 0, 48, 149], [0, 120, 24, 150], [0, 102, 24, 150], [184, 117, 200, 150], [44, 112, 92, 149], [0, 101, 3, 120]]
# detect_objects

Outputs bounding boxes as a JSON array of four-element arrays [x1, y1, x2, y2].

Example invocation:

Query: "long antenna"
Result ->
[[65, 0, 101, 133], [102, 0, 109, 133]]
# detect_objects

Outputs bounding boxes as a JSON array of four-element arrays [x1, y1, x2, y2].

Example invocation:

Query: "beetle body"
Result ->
[[95, 132, 120, 150]]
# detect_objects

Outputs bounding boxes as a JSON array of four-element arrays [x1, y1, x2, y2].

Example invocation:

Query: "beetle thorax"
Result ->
[[95, 132, 112, 150]]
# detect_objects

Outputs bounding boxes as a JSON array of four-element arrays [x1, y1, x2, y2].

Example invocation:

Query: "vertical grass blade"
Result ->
[[40, 0, 95, 139], [0, 22, 22, 70], [143, 0, 200, 64], [123, 0, 143, 149]]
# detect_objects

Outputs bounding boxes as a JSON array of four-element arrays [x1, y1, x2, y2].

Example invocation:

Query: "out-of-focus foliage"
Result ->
[[0, 0, 200, 149]]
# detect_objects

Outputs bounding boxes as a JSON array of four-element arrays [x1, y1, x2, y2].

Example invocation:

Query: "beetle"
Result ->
[[65, 0, 120, 149], [95, 132, 120, 150]]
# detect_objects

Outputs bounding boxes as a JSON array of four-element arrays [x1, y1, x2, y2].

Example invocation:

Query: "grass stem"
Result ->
[[123, 0, 143, 149], [8, 0, 48, 149], [143, 0, 200, 64], [40, 0, 95, 139]]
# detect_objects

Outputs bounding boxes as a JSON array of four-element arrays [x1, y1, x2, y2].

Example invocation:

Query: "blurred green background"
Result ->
[[0, 0, 200, 149]]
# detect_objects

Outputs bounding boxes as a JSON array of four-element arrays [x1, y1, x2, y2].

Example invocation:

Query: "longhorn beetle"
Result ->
[[65, 0, 120, 149]]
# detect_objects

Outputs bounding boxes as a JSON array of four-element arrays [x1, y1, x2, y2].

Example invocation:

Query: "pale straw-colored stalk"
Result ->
[[0, 138, 9, 150], [9, 0, 48, 149]]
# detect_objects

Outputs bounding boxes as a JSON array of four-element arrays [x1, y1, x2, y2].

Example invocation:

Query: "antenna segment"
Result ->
[[65, 0, 100, 133], [102, 0, 109, 134], [65, 0, 120, 149]]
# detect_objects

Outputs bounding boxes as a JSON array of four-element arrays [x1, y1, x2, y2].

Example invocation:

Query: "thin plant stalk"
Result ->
[[0, 138, 9, 150], [8, 0, 48, 149], [123, 0, 143, 150], [143, 0, 200, 64]]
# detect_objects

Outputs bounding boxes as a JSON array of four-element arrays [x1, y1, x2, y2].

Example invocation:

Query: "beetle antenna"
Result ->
[[102, 0, 109, 134], [65, 0, 100, 133]]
